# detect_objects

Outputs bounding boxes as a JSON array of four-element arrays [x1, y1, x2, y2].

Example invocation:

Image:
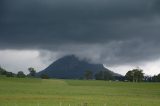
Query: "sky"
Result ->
[[0, 0, 160, 75]]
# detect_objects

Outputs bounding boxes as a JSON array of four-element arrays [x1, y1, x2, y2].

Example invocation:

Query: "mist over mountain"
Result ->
[[37, 55, 121, 79]]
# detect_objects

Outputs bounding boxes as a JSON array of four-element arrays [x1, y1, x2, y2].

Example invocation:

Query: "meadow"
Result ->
[[0, 77, 160, 106]]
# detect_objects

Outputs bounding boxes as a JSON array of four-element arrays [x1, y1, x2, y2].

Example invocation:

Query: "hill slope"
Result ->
[[37, 55, 120, 79]]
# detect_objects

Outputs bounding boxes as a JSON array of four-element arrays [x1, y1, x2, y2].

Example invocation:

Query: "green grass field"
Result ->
[[0, 77, 160, 106]]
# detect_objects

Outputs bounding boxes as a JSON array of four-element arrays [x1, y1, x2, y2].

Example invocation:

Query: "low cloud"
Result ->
[[0, 0, 160, 67]]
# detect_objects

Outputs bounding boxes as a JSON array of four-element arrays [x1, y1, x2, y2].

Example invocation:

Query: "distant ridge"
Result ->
[[37, 55, 121, 79]]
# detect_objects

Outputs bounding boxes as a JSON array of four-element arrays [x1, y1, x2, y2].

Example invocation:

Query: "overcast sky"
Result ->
[[0, 0, 160, 75]]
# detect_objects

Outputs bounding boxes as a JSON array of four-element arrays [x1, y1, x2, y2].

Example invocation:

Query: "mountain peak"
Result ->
[[37, 55, 120, 79]]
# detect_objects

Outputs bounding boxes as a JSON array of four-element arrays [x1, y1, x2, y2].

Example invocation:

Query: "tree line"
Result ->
[[82, 68, 160, 82], [76, 68, 160, 82], [0, 66, 160, 82], [0, 66, 36, 78], [125, 68, 160, 82]]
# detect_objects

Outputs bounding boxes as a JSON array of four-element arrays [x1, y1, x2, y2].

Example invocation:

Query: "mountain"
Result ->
[[37, 55, 121, 79]]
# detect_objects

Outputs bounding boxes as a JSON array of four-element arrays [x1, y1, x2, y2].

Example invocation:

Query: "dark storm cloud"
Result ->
[[1, 0, 160, 65]]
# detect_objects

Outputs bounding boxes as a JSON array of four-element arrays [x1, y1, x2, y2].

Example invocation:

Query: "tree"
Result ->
[[17, 71, 26, 78], [0, 66, 16, 77], [152, 73, 160, 82], [0, 66, 7, 75], [6, 72, 15, 77], [144, 76, 152, 82], [125, 71, 133, 81], [40, 74, 49, 79], [84, 70, 93, 80], [95, 71, 113, 80], [157, 74, 160, 82], [125, 68, 144, 82], [28, 67, 36, 77]]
